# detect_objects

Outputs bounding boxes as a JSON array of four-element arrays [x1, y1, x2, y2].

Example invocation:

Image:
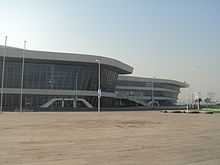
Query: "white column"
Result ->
[[62, 99, 64, 108]]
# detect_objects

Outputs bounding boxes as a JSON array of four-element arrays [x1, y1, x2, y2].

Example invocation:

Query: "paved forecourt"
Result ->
[[0, 111, 220, 165]]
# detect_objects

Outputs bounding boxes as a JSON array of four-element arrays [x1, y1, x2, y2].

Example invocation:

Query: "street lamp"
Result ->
[[74, 72, 78, 108], [20, 40, 27, 112], [0, 36, 7, 112], [96, 59, 101, 112]]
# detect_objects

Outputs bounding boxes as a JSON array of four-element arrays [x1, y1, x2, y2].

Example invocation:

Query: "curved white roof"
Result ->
[[0, 46, 133, 74], [118, 75, 189, 88]]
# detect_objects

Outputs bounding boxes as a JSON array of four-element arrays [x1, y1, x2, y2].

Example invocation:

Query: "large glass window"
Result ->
[[0, 58, 119, 92], [154, 83, 180, 91]]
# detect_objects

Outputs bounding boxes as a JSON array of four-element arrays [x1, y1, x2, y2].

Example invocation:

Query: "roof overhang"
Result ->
[[118, 75, 189, 88], [0, 46, 133, 74]]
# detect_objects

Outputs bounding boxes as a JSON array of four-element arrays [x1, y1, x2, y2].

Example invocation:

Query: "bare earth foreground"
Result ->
[[0, 112, 220, 165]]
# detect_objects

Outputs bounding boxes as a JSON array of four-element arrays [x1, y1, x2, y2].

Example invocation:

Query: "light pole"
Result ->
[[20, 40, 27, 112], [74, 72, 78, 108], [96, 59, 101, 112], [187, 86, 191, 112], [0, 36, 7, 112]]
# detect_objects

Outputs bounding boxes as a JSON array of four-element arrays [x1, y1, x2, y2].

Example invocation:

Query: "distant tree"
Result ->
[[195, 98, 202, 109], [204, 97, 211, 103]]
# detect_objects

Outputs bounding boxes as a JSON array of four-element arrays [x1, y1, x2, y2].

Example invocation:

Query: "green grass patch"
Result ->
[[202, 108, 220, 113]]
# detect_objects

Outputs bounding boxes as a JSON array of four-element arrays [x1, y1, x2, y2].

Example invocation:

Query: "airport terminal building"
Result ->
[[0, 46, 188, 111]]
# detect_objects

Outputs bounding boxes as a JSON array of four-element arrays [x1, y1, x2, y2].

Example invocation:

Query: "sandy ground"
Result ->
[[0, 111, 220, 165]]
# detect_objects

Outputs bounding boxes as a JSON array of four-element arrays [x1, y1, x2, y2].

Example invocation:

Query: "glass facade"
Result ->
[[0, 58, 118, 91], [116, 89, 178, 98], [0, 57, 119, 111], [117, 80, 180, 91], [116, 79, 182, 106], [154, 83, 180, 91], [117, 80, 148, 87], [1, 94, 116, 111]]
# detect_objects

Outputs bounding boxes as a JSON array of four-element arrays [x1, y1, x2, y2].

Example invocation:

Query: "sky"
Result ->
[[0, 0, 220, 102]]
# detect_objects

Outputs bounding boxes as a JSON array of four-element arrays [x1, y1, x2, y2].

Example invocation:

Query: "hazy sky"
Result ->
[[0, 0, 220, 101]]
